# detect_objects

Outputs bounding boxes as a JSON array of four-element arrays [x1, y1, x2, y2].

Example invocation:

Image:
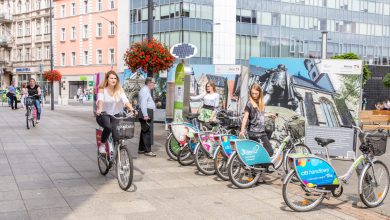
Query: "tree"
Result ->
[[383, 73, 390, 88], [331, 52, 372, 85]]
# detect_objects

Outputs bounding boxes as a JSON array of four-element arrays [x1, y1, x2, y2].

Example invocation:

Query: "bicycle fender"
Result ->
[[194, 143, 201, 155], [212, 145, 222, 160], [226, 151, 237, 168], [283, 170, 296, 185]]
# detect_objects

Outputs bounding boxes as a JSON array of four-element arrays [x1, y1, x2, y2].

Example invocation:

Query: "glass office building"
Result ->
[[129, 0, 390, 65]]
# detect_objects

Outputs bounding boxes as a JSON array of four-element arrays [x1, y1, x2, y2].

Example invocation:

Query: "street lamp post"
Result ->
[[49, 0, 54, 110]]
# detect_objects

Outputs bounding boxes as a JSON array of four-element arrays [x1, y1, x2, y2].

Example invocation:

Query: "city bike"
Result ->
[[283, 125, 390, 212], [25, 95, 38, 129], [96, 110, 136, 191]]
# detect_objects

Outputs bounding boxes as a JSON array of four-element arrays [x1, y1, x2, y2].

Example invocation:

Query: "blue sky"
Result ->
[[250, 58, 310, 79]]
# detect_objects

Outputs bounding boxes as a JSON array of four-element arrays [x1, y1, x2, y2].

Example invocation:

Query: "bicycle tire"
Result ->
[[97, 149, 111, 176], [116, 145, 133, 191], [165, 133, 180, 161], [214, 146, 229, 181], [228, 153, 260, 189], [194, 145, 215, 175], [359, 160, 390, 208], [178, 144, 195, 166], [283, 143, 311, 174], [283, 170, 325, 212], [26, 107, 30, 130]]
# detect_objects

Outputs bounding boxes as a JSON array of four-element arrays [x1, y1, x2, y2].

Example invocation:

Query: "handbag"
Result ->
[[6, 92, 13, 98]]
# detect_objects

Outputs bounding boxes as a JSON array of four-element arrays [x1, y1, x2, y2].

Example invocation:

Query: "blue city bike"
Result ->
[[283, 125, 390, 212]]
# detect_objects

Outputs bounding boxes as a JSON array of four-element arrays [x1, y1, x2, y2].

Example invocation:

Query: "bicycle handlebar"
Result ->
[[98, 110, 136, 120]]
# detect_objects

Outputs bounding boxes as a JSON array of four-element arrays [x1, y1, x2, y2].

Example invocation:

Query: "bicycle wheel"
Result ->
[[228, 153, 260, 189], [195, 145, 215, 175], [165, 133, 180, 161], [283, 170, 325, 212], [359, 160, 390, 208], [214, 147, 229, 181], [26, 108, 31, 129], [269, 138, 283, 170], [178, 143, 195, 166], [116, 145, 133, 191], [283, 143, 311, 174], [97, 149, 111, 175]]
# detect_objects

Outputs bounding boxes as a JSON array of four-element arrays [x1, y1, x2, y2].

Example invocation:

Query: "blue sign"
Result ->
[[234, 140, 271, 166], [221, 135, 238, 157], [15, 68, 31, 72], [295, 156, 339, 188]]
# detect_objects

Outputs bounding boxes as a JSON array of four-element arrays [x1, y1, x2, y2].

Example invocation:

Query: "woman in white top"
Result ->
[[190, 81, 220, 122], [96, 70, 135, 154], [20, 83, 28, 108]]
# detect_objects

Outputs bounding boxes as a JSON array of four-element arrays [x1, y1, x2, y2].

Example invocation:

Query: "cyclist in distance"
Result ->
[[27, 78, 42, 123], [96, 70, 136, 155]]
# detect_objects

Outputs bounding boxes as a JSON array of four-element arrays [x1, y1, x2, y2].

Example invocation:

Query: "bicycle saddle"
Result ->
[[314, 137, 335, 147], [186, 113, 199, 120]]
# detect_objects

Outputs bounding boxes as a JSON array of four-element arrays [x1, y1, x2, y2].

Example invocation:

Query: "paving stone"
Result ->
[[24, 197, 69, 210], [28, 207, 76, 220], [0, 191, 22, 201], [0, 200, 26, 213], [57, 185, 96, 197], [20, 188, 62, 200], [0, 211, 30, 220]]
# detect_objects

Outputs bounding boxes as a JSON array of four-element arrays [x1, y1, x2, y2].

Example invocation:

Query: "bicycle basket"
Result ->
[[115, 118, 135, 140], [25, 97, 34, 106], [287, 118, 305, 140], [221, 111, 241, 127], [360, 131, 387, 156], [265, 116, 275, 134]]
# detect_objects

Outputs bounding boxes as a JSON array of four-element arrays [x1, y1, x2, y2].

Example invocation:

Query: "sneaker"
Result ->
[[144, 152, 156, 157], [99, 144, 107, 154], [36, 120, 40, 124]]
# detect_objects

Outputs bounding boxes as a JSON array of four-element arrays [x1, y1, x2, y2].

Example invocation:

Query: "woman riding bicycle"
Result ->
[[239, 83, 276, 157], [190, 81, 220, 126], [27, 78, 42, 123], [96, 70, 136, 155]]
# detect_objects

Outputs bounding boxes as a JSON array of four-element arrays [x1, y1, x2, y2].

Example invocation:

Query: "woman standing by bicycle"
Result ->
[[190, 81, 220, 125], [239, 83, 276, 157], [27, 79, 42, 123], [96, 70, 136, 155]]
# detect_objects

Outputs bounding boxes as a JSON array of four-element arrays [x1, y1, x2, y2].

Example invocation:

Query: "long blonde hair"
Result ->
[[99, 70, 123, 99], [249, 83, 264, 111]]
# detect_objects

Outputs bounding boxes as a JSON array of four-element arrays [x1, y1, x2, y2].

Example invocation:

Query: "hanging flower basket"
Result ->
[[123, 38, 175, 76], [43, 70, 62, 81]]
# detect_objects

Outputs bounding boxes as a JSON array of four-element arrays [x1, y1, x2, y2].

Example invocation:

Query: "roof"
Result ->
[[292, 75, 334, 94], [206, 74, 226, 87], [249, 65, 268, 76]]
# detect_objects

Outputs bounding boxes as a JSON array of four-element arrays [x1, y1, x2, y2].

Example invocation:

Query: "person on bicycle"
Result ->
[[96, 70, 136, 155], [190, 81, 220, 125], [27, 78, 42, 123], [239, 83, 276, 157]]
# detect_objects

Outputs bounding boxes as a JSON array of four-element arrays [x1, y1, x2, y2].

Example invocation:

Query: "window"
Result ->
[[96, 23, 102, 37], [17, 1, 21, 13], [71, 3, 76, 15], [17, 22, 23, 36], [71, 52, 76, 65], [109, 0, 114, 9], [84, 0, 88, 14], [45, 46, 50, 59], [84, 51, 89, 64], [83, 25, 88, 38], [61, 5, 66, 17], [25, 21, 30, 36], [109, 48, 114, 65], [109, 21, 115, 35], [25, 48, 30, 60], [44, 19, 49, 34], [71, 26, 76, 40], [60, 28, 66, 41], [319, 98, 339, 127], [18, 49, 22, 61], [97, 0, 102, 11], [160, 5, 170, 19], [36, 20, 41, 35], [25, 1, 30, 12], [35, 0, 40, 10], [97, 49, 102, 64], [36, 47, 42, 60], [61, 53, 65, 66], [130, 9, 141, 22]]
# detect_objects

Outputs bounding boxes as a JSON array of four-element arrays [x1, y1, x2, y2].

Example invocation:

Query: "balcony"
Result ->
[[0, 36, 13, 48], [0, 12, 12, 22]]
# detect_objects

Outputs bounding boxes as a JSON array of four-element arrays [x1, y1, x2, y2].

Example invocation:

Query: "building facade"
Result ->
[[129, 0, 390, 66], [0, 0, 52, 89], [0, 0, 13, 88], [54, 0, 117, 101]]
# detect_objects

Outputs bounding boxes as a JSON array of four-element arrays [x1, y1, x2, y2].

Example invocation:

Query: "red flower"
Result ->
[[43, 70, 62, 81]]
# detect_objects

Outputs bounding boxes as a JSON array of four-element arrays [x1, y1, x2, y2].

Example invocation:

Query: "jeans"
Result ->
[[248, 132, 274, 157], [10, 95, 17, 109], [34, 99, 41, 120], [96, 114, 119, 143]]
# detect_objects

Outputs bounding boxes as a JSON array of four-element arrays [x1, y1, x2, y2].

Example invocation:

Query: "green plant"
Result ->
[[383, 73, 390, 88]]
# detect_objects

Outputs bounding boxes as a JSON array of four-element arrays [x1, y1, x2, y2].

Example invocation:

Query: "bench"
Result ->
[[359, 111, 390, 131]]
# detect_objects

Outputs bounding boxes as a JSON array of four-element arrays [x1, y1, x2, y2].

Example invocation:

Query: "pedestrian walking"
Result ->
[[77, 87, 82, 100], [362, 98, 367, 110], [20, 83, 28, 108], [138, 77, 156, 157], [7, 81, 18, 110]]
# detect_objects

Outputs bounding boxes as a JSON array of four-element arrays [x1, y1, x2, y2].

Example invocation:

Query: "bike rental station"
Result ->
[[165, 56, 390, 212]]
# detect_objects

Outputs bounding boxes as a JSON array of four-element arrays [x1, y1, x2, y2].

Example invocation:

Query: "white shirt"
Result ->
[[97, 88, 129, 115], [190, 92, 220, 108], [139, 85, 156, 117]]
